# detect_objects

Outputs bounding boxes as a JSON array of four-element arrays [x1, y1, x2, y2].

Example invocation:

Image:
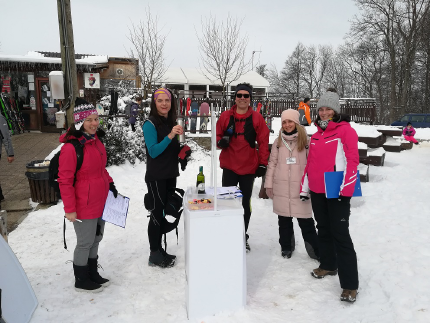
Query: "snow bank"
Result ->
[[7, 122, 430, 323]]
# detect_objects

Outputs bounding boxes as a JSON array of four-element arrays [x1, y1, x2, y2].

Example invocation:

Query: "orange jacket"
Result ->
[[298, 101, 311, 125]]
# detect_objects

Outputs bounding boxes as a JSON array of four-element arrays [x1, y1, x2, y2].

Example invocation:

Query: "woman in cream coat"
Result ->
[[265, 109, 319, 260]]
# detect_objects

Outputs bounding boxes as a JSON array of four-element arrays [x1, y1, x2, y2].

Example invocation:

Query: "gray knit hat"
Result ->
[[316, 91, 340, 114]]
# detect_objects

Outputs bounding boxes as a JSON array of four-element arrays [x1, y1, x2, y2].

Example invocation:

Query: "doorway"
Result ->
[[36, 78, 61, 132]]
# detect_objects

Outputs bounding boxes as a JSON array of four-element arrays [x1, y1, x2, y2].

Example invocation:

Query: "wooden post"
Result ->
[[57, 0, 79, 126]]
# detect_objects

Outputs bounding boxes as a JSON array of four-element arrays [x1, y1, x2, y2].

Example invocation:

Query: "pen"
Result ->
[[64, 216, 82, 222]]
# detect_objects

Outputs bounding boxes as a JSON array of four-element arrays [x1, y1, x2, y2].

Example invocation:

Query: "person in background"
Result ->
[[300, 88, 359, 303], [0, 113, 14, 207], [216, 82, 270, 253], [403, 122, 419, 145], [58, 98, 118, 293], [298, 98, 312, 126], [143, 88, 189, 268], [129, 96, 142, 132], [265, 109, 319, 260]]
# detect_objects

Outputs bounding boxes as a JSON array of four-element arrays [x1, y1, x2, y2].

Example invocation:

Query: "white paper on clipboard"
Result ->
[[102, 191, 130, 228]]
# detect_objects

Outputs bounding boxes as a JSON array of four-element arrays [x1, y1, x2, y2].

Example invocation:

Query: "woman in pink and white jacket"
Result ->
[[300, 89, 359, 303]]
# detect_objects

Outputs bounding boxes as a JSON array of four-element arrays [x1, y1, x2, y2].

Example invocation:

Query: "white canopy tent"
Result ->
[[159, 67, 269, 97]]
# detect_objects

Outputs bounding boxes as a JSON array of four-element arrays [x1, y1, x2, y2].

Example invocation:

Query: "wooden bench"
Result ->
[[401, 142, 413, 150], [376, 128, 403, 137], [358, 142, 368, 157], [358, 134, 386, 148], [360, 147, 385, 166], [358, 164, 369, 183]]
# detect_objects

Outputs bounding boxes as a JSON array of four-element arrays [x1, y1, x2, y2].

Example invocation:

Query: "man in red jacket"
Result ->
[[216, 83, 270, 252]]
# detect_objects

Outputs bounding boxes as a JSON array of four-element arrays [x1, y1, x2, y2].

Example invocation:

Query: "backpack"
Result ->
[[124, 102, 132, 116], [227, 114, 257, 148], [48, 139, 84, 200], [144, 187, 185, 250], [298, 108, 308, 126]]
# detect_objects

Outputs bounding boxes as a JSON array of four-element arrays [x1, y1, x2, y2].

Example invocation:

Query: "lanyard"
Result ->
[[281, 135, 295, 157]]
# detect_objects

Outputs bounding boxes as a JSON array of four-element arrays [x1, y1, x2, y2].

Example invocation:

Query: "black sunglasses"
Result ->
[[236, 93, 250, 98]]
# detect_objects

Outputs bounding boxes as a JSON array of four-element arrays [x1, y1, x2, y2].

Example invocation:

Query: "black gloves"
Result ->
[[300, 194, 309, 201], [217, 137, 230, 149], [109, 182, 118, 198], [218, 121, 235, 149], [255, 165, 267, 178], [178, 145, 191, 171]]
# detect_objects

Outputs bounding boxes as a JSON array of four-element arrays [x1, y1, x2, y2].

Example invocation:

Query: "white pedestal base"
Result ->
[[184, 189, 246, 320]]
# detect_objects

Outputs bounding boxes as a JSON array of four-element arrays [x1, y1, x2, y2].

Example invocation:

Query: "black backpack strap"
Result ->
[[63, 217, 68, 250], [244, 114, 256, 148], [62, 140, 84, 250], [68, 139, 84, 171]]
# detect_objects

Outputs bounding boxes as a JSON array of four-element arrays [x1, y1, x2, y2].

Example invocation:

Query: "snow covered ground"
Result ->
[[8, 120, 430, 323]]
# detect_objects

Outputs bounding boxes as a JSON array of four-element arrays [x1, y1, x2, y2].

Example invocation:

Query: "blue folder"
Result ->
[[324, 171, 362, 198]]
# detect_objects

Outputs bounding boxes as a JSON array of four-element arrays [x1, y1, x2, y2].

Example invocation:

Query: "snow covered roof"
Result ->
[[161, 67, 270, 88], [0, 51, 108, 65]]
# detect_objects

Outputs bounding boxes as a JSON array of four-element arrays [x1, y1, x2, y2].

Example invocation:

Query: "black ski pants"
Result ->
[[278, 216, 319, 257], [222, 168, 254, 240], [146, 178, 176, 252], [310, 191, 359, 290]]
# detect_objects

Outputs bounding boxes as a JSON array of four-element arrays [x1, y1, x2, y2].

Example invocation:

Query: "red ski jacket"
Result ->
[[58, 132, 113, 219], [216, 105, 270, 175], [300, 119, 359, 197]]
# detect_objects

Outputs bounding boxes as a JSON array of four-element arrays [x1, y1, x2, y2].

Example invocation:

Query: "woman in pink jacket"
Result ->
[[300, 89, 359, 303], [58, 98, 118, 293], [265, 109, 319, 260]]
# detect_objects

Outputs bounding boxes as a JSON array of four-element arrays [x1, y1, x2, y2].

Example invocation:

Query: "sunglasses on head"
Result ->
[[236, 93, 250, 98]]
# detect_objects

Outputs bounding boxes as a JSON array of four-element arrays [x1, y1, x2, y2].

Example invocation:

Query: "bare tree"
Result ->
[[255, 64, 267, 78], [196, 14, 250, 97], [279, 42, 306, 97], [351, 0, 430, 121], [127, 8, 167, 98]]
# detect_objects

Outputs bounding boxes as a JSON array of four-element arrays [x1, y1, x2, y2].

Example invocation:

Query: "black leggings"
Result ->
[[222, 168, 254, 240], [146, 178, 177, 252]]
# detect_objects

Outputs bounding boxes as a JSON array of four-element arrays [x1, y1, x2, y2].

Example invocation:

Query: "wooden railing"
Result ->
[[175, 97, 377, 125]]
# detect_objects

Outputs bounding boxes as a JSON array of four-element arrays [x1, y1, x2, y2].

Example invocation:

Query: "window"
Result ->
[[411, 115, 425, 122], [400, 116, 409, 122], [426, 116, 430, 122]]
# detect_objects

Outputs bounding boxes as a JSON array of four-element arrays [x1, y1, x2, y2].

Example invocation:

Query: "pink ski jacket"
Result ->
[[58, 132, 113, 220], [300, 119, 359, 197], [403, 126, 416, 137]]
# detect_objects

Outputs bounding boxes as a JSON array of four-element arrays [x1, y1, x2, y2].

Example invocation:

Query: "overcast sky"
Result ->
[[1, 0, 359, 71]]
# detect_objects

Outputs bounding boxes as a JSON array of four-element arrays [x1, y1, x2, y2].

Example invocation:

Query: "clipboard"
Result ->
[[324, 171, 362, 199], [102, 191, 130, 228]]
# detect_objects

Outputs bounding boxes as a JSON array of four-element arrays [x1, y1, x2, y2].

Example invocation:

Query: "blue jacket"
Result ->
[[129, 102, 139, 124]]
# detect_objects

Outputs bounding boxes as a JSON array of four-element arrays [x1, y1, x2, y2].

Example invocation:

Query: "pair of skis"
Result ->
[[0, 94, 25, 134]]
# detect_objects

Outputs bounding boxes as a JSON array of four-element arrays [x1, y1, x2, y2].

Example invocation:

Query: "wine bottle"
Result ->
[[196, 166, 205, 194]]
